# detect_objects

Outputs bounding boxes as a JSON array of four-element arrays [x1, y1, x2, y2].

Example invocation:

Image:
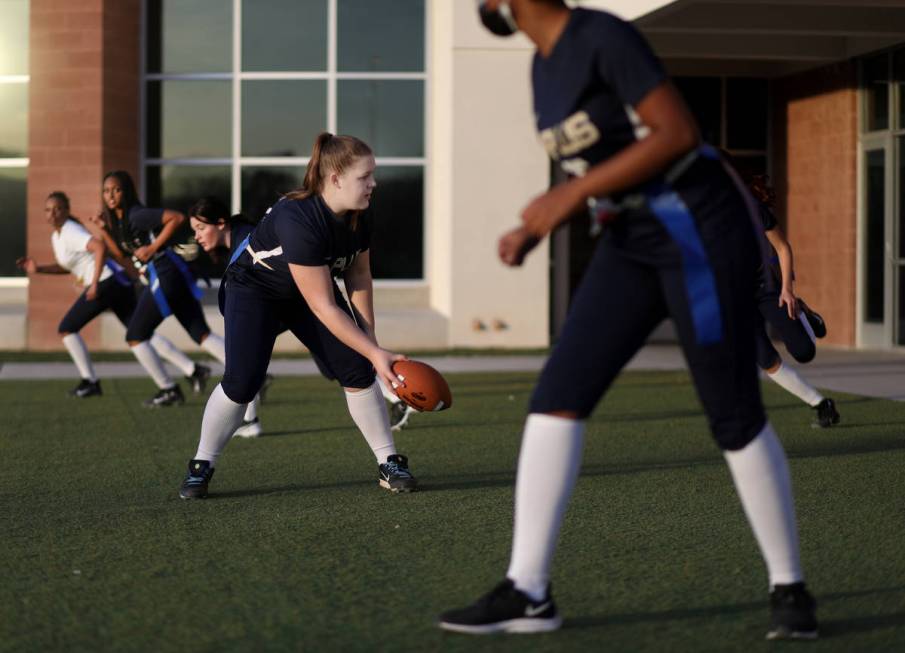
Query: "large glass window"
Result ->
[[0, 0, 29, 277], [144, 0, 427, 280]]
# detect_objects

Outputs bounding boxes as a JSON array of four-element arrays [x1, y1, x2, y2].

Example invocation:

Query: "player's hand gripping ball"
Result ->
[[391, 360, 452, 412]]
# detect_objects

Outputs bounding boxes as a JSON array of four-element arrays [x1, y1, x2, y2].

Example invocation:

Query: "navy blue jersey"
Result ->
[[109, 205, 164, 259], [532, 8, 666, 185], [229, 221, 255, 258], [758, 202, 778, 232], [227, 194, 371, 299]]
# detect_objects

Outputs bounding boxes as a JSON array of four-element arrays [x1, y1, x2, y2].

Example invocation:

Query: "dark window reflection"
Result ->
[[900, 137, 905, 263], [865, 150, 885, 324], [147, 0, 231, 73], [899, 267, 905, 346], [369, 166, 423, 279], [242, 0, 327, 71], [146, 81, 231, 158], [338, 0, 424, 72], [726, 78, 768, 151], [338, 80, 423, 157], [673, 77, 721, 146], [864, 53, 889, 132], [895, 48, 905, 130], [0, 84, 28, 158], [728, 155, 767, 181], [0, 168, 26, 276], [241, 166, 305, 221], [0, 0, 28, 75], [242, 81, 326, 157]]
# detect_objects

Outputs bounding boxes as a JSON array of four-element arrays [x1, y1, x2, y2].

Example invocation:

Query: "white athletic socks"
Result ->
[[345, 381, 397, 462], [244, 395, 259, 422], [201, 333, 226, 363], [195, 384, 247, 465], [149, 334, 195, 376], [130, 340, 174, 389], [724, 422, 804, 587], [767, 362, 823, 407], [377, 376, 403, 405], [507, 414, 585, 602], [61, 333, 97, 382]]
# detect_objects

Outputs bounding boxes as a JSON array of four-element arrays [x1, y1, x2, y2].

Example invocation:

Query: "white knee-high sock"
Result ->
[[377, 376, 402, 404], [61, 333, 97, 382], [244, 395, 259, 422], [149, 334, 195, 376], [194, 384, 247, 466], [131, 341, 174, 389], [344, 381, 396, 462], [201, 333, 226, 364], [767, 362, 823, 407], [507, 414, 585, 602], [724, 422, 803, 588]]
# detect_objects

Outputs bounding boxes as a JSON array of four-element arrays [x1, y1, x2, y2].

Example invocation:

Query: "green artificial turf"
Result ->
[[1, 371, 903, 652]]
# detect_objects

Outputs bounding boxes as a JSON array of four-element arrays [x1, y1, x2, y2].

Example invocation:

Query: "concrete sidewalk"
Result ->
[[1, 344, 903, 401]]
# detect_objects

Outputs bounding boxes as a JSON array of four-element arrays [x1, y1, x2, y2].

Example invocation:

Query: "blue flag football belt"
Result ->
[[104, 259, 133, 288], [146, 250, 203, 319]]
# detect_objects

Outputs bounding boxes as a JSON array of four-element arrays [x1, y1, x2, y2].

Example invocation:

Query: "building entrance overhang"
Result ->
[[631, 0, 905, 77]]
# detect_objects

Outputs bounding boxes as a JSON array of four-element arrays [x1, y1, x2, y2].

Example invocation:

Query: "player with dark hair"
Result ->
[[17, 191, 202, 398], [742, 172, 839, 428], [98, 171, 222, 406], [188, 196, 273, 437], [178, 132, 417, 499], [440, 0, 817, 639]]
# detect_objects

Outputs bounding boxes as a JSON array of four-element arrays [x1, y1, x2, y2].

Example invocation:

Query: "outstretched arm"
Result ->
[[133, 209, 186, 263], [15, 257, 68, 275], [765, 226, 798, 319]]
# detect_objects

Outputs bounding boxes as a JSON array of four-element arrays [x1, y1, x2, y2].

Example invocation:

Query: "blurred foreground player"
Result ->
[[439, 0, 816, 640], [178, 133, 417, 499], [17, 191, 202, 398]]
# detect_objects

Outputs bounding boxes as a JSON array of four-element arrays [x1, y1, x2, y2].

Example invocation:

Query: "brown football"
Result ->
[[391, 360, 453, 412]]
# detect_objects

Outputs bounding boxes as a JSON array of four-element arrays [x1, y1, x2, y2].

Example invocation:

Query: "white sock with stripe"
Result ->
[[244, 396, 259, 422], [767, 362, 823, 407], [201, 333, 226, 363], [61, 333, 97, 382], [507, 414, 585, 602], [130, 340, 174, 389], [194, 384, 247, 465], [724, 422, 804, 587], [149, 334, 195, 376], [345, 381, 396, 462]]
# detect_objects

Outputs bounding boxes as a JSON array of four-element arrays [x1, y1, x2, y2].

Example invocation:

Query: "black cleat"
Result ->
[[799, 300, 827, 339], [258, 374, 275, 404], [813, 398, 840, 428], [378, 454, 417, 493], [389, 401, 415, 431], [69, 379, 102, 398], [179, 459, 215, 500], [143, 384, 185, 407], [186, 363, 211, 395], [767, 582, 818, 640], [438, 579, 562, 634]]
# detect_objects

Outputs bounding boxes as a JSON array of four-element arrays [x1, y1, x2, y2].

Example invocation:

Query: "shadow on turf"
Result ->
[[208, 478, 373, 499]]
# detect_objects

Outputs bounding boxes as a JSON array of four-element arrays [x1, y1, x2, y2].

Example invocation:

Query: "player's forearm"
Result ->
[[149, 212, 185, 256], [346, 279, 376, 342], [312, 303, 380, 360], [36, 263, 69, 274]]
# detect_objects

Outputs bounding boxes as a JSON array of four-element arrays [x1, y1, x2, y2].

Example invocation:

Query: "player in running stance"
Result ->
[[742, 172, 839, 428], [439, 0, 817, 640], [16, 191, 204, 398], [178, 133, 417, 499], [96, 171, 227, 407]]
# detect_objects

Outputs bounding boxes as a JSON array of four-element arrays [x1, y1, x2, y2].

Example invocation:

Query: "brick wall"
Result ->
[[772, 61, 858, 347], [26, 0, 140, 350]]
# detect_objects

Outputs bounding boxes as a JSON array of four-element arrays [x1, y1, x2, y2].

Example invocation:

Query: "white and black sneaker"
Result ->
[[142, 384, 185, 407], [813, 398, 840, 428], [69, 379, 102, 398], [389, 402, 416, 431], [233, 417, 262, 438], [378, 454, 417, 493], [767, 582, 818, 640], [186, 363, 211, 395], [438, 579, 562, 634]]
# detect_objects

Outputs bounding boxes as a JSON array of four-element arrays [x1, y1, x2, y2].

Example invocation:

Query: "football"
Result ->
[[391, 360, 453, 412]]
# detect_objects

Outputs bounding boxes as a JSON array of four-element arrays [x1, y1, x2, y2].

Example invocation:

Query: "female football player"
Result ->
[[16, 191, 205, 398], [98, 171, 226, 407], [187, 196, 272, 437], [440, 0, 816, 640], [178, 133, 417, 499], [740, 172, 840, 428]]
